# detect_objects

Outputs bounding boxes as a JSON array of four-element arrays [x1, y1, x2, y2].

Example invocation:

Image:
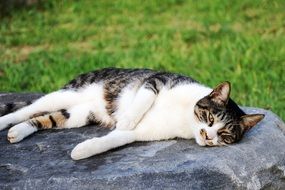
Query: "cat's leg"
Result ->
[[71, 130, 135, 160], [7, 102, 113, 143], [116, 78, 163, 130], [0, 90, 88, 131]]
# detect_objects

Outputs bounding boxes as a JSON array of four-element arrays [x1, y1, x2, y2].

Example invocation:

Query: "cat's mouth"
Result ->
[[199, 129, 222, 147]]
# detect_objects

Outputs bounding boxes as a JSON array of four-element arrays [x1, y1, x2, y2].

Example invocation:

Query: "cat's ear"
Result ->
[[209, 81, 231, 106], [240, 114, 265, 131]]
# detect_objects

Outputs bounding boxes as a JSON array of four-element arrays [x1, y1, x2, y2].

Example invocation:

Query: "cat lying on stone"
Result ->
[[0, 68, 264, 160]]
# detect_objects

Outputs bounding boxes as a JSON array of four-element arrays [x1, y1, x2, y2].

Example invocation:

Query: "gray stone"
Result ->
[[0, 93, 284, 190]]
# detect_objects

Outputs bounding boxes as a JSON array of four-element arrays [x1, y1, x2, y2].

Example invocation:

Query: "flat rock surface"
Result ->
[[0, 93, 285, 190]]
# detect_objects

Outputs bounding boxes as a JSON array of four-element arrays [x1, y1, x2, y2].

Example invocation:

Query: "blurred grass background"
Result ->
[[0, 0, 284, 119]]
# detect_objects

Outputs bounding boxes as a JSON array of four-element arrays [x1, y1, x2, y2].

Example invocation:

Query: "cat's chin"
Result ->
[[194, 137, 206, 146], [194, 136, 221, 147]]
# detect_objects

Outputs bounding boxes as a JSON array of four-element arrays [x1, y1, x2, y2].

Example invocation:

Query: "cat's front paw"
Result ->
[[7, 123, 36, 143], [71, 139, 94, 160], [116, 117, 137, 131]]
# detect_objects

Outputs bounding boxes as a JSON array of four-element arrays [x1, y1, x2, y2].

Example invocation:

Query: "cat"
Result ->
[[0, 68, 264, 160]]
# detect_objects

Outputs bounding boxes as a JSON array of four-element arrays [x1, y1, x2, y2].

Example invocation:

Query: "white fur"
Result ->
[[114, 84, 138, 117], [71, 130, 136, 160], [71, 83, 224, 160], [0, 83, 114, 141], [64, 101, 113, 128], [0, 84, 103, 130], [63, 85, 114, 128], [133, 84, 213, 141], [0, 80, 225, 160], [116, 86, 156, 130], [0, 83, 110, 130], [8, 123, 37, 143]]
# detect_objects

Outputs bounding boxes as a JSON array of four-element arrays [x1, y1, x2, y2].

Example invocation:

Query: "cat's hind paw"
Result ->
[[7, 123, 37, 143]]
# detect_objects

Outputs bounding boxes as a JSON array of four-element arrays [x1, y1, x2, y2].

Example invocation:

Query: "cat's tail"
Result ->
[[71, 130, 136, 160], [0, 101, 33, 116]]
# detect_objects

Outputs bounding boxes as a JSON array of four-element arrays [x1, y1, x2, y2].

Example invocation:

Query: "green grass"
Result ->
[[0, 0, 284, 119]]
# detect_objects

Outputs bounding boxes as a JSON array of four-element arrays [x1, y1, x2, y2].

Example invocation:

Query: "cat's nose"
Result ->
[[205, 135, 213, 140], [206, 131, 216, 140], [200, 129, 213, 140]]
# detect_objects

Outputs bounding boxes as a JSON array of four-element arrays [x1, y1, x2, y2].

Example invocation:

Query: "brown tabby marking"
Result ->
[[103, 79, 128, 116], [86, 111, 114, 128], [200, 129, 207, 139], [30, 111, 50, 119], [195, 82, 264, 145], [29, 109, 70, 129]]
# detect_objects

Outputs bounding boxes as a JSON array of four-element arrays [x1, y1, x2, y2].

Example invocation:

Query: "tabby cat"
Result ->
[[0, 68, 264, 160]]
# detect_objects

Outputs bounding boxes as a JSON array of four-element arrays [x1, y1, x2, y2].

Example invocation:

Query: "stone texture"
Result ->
[[0, 93, 285, 190]]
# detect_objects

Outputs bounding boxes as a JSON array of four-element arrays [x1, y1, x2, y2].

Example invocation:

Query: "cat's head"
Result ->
[[193, 81, 264, 146]]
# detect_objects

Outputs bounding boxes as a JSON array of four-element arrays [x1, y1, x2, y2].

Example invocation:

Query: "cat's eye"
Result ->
[[222, 135, 233, 144], [208, 113, 214, 127]]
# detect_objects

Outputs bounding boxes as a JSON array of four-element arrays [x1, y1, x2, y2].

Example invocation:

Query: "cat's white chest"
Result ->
[[134, 85, 209, 141]]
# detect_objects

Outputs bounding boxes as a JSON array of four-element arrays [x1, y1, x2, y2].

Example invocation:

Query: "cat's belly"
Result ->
[[134, 91, 195, 141]]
